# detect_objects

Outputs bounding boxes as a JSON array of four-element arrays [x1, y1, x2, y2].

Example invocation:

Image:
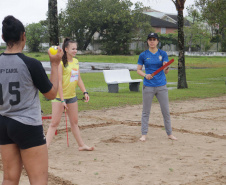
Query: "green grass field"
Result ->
[[23, 52, 226, 68], [1, 49, 225, 68], [38, 54, 226, 114], [1, 49, 225, 114]]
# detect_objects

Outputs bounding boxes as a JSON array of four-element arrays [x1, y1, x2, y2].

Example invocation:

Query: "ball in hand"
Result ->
[[49, 46, 58, 55]]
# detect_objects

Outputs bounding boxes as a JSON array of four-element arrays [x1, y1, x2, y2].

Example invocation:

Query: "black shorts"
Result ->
[[0, 115, 46, 149]]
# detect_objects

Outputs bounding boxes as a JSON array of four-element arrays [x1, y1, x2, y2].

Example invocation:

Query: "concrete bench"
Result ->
[[103, 69, 142, 93]]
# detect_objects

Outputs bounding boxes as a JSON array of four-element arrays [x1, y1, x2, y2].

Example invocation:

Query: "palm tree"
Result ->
[[172, 0, 188, 89], [48, 0, 59, 46]]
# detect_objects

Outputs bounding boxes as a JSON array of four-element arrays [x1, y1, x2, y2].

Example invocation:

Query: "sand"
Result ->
[[1, 96, 226, 185]]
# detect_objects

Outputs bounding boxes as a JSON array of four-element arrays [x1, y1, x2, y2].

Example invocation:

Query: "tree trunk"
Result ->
[[177, 10, 188, 89], [48, 0, 59, 46], [188, 40, 192, 52], [82, 29, 97, 50], [221, 29, 226, 52], [188, 33, 193, 52]]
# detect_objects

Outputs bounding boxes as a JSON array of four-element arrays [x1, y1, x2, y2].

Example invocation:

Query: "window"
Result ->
[[161, 28, 166, 34]]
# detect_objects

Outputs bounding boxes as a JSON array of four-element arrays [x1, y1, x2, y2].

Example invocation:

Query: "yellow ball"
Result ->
[[49, 46, 58, 55]]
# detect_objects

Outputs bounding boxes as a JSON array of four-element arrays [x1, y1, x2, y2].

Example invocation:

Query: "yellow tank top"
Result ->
[[56, 58, 79, 99]]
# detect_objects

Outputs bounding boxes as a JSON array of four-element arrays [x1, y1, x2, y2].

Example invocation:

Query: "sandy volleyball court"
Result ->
[[1, 96, 226, 185]]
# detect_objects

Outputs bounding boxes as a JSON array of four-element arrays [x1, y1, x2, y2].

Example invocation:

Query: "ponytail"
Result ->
[[62, 38, 77, 67]]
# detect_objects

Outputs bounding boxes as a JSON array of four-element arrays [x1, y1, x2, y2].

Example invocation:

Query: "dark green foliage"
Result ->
[[158, 33, 178, 49], [195, 0, 226, 51], [59, 0, 152, 54], [184, 5, 211, 52], [25, 23, 46, 52]]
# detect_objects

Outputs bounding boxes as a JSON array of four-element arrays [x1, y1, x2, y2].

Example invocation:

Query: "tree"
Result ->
[[39, 20, 50, 43], [100, 0, 136, 54], [101, 1, 153, 54], [172, 0, 188, 89], [127, 3, 154, 54], [59, 0, 152, 54], [25, 23, 46, 52], [185, 5, 200, 52], [184, 5, 211, 51], [59, 0, 108, 50], [158, 33, 178, 50], [195, 0, 226, 51], [48, 0, 59, 45]]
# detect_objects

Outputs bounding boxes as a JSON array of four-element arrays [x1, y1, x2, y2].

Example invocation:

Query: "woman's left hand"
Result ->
[[84, 94, 89, 102]]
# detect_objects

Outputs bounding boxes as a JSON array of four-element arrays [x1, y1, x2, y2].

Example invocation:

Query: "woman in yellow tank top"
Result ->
[[46, 38, 94, 151]]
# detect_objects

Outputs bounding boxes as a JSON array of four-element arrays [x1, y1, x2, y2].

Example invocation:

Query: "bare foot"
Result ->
[[139, 135, 146, 142], [78, 145, 94, 151], [168, 135, 177, 140]]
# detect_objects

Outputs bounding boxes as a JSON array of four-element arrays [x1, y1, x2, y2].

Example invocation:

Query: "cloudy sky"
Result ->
[[0, 0, 195, 43]]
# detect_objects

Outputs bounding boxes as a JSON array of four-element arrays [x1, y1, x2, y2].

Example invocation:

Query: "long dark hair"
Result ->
[[62, 38, 77, 67], [2, 15, 25, 48]]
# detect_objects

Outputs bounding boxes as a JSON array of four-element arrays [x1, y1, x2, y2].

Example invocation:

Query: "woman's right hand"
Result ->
[[145, 74, 153, 80], [48, 46, 63, 66], [62, 101, 68, 109]]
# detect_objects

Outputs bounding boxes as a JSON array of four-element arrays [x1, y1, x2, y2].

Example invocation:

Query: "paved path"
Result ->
[[41, 61, 139, 74]]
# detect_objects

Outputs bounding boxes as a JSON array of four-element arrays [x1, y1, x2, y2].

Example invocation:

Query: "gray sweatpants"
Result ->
[[141, 85, 172, 136]]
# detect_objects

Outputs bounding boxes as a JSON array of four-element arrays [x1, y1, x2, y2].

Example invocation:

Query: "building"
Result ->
[[143, 8, 190, 34]]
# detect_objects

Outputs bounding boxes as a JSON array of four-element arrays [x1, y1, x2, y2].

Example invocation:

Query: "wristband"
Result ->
[[144, 74, 147, 78], [61, 100, 64, 103], [83, 92, 88, 95]]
